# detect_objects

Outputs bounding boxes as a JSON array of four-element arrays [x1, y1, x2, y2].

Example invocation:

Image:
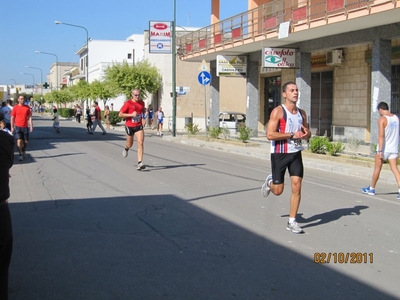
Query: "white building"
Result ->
[[67, 34, 145, 111]]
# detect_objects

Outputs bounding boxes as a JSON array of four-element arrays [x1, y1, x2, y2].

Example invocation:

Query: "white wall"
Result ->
[[88, 35, 144, 77], [85, 34, 145, 111]]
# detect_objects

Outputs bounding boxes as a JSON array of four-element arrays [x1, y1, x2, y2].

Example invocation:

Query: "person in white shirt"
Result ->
[[0, 100, 13, 130], [156, 107, 164, 136], [362, 101, 400, 199], [261, 82, 311, 234]]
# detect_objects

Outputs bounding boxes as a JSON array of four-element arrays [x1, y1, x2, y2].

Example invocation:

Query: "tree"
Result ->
[[90, 80, 114, 107], [70, 80, 91, 107], [104, 60, 162, 98], [32, 94, 45, 105], [44, 89, 73, 107]]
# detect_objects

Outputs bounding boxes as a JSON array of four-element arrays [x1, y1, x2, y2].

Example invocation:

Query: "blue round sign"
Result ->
[[198, 71, 211, 86]]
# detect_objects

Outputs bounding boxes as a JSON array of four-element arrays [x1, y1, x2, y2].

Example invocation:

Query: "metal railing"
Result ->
[[177, 0, 397, 57]]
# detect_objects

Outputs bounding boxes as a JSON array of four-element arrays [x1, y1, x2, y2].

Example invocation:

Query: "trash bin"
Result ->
[[185, 117, 193, 126]]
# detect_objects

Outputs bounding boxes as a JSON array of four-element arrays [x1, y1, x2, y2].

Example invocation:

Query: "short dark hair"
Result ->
[[94, 101, 98, 105], [377, 101, 389, 111], [282, 81, 297, 92]]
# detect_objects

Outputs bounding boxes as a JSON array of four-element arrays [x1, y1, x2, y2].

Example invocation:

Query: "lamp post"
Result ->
[[20, 72, 35, 95], [172, 0, 177, 137], [54, 21, 89, 84], [35, 51, 59, 90], [9, 79, 16, 86], [25, 66, 43, 95]]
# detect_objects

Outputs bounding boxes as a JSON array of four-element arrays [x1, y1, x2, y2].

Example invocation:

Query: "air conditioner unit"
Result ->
[[326, 50, 343, 65]]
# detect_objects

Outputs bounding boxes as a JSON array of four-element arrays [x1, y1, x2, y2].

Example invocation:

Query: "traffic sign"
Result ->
[[198, 59, 209, 71], [198, 71, 211, 86]]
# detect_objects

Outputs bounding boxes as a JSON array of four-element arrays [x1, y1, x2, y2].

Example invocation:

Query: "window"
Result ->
[[128, 53, 132, 59]]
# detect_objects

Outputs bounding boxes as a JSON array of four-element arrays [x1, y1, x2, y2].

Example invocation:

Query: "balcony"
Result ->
[[177, 0, 400, 61]]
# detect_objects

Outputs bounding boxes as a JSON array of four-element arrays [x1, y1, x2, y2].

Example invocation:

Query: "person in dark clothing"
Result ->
[[86, 107, 93, 134], [0, 123, 15, 300]]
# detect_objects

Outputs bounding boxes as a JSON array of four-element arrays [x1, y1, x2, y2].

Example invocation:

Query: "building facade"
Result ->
[[176, 0, 400, 148]]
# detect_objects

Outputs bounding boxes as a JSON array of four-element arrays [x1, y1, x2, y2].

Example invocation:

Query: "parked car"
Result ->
[[218, 111, 246, 131]]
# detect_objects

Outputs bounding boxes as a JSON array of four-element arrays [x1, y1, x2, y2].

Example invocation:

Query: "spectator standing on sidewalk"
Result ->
[[1, 100, 13, 130], [104, 105, 111, 130], [156, 106, 164, 136], [148, 104, 154, 129], [10, 95, 33, 161], [119, 89, 146, 171], [0, 124, 14, 300], [75, 105, 82, 123], [361, 101, 400, 198], [261, 81, 311, 234], [91, 102, 106, 135]]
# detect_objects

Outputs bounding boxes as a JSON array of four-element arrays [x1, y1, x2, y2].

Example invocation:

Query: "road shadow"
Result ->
[[8, 197, 392, 300], [294, 205, 369, 229]]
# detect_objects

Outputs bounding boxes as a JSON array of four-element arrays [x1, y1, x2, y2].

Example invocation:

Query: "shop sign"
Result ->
[[262, 47, 296, 68]]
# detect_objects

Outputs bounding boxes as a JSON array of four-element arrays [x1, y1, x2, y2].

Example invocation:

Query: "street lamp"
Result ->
[[55, 21, 89, 84], [35, 51, 59, 90], [25, 66, 43, 94], [9, 79, 16, 86], [20, 72, 35, 94]]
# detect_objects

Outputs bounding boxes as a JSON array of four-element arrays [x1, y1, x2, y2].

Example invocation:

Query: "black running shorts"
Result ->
[[125, 125, 143, 136], [270, 151, 304, 184]]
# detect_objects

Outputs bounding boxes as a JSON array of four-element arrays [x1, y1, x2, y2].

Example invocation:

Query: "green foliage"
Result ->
[[184, 123, 200, 135], [90, 80, 114, 106], [108, 111, 122, 125], [104, 60, 162, 98], [326, 141, 345, 156], [208, 126, 221, 139], [58, 108, 75, 118], [310, 136, 344, 155], [310, 136, 329, 153], [44, 89, 73, 106], [32, 94, 45, 105], [237, 123, 252, 142]]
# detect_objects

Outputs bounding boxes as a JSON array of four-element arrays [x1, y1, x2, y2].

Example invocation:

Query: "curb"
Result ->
[[163, 135, 397, 186]]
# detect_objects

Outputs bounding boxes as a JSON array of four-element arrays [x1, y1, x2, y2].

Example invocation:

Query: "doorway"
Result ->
[[264, 76, 281, 124], [311, 71, 333, 137]]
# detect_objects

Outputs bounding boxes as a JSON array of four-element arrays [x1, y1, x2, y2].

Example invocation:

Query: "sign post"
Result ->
[[198, 70, 211, 137]]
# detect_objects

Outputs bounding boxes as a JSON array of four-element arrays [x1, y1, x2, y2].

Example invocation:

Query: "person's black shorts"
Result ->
[[270, 151, 304, 184], [125, 125, 143, 136], [14, 126, 29, 141]]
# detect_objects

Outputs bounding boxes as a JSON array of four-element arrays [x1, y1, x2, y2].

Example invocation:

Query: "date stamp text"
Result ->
[[314, 252, 373, 264]]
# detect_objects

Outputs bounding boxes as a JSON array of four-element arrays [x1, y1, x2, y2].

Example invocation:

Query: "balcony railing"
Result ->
[[177, 0, 398, 58]]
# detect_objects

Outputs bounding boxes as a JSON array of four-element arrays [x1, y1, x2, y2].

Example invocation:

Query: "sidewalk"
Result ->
[[162, 133, 398, 186], [65, 117, 394, 186]]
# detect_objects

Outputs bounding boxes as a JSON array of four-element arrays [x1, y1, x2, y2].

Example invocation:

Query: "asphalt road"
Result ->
[[7, 115, 400, 299]]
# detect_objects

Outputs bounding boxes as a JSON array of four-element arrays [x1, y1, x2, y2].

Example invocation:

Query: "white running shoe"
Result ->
[[286, 221, 303, 234], [137, 162, 146, 171], [261, 174, 273, 197]]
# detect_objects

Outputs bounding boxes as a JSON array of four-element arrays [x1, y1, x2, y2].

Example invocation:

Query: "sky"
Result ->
[[0, 0, 247, 86]]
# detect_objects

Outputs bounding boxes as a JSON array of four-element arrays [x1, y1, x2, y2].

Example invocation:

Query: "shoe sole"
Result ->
[[361, 191, 375, 196], [286, 227, 303, 234], [137, 165, 146, 171]]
